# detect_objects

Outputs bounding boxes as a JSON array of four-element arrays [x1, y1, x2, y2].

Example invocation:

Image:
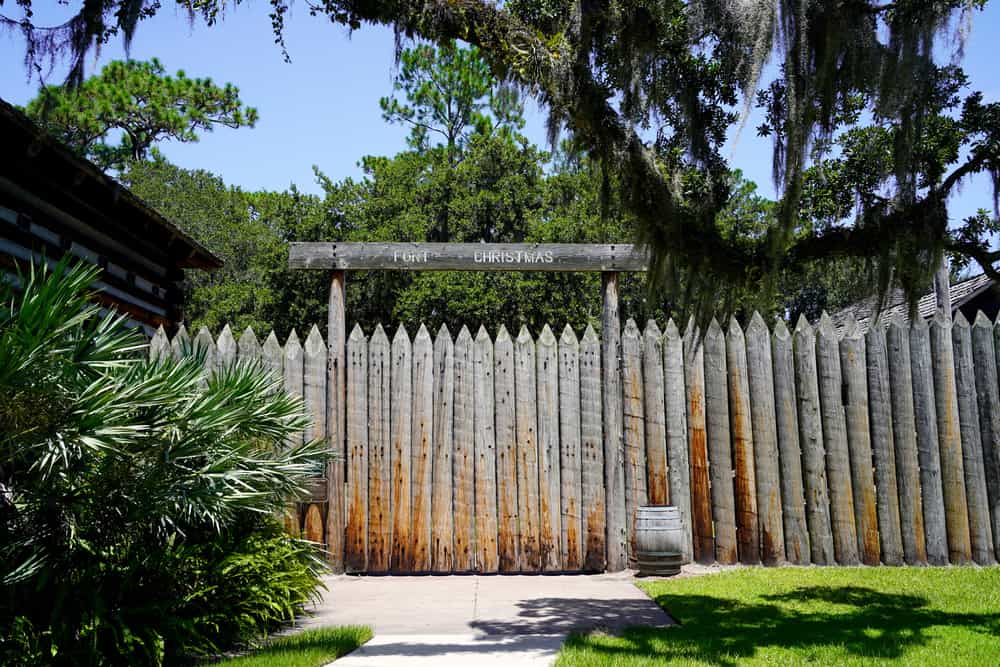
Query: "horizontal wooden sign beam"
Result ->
[[289, 242, 648, 272]]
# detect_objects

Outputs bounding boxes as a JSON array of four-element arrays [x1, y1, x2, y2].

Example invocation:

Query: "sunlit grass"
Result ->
[[222, 626, 372, 667]]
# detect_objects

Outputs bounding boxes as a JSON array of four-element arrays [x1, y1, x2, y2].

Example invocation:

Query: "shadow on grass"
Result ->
[[563, 586, 1000, 667]]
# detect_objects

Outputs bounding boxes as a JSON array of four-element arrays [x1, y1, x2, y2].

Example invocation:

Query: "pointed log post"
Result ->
[[304, 325, 328, 445], [217, 324, 236, 373], [410, 324, 434, 572], [389, 326, 413, 572], [367, 325, 391, 573], [621, 319, 648, 564], [170, 324, 190, 361], [326, 270, 346, 572], [705, 317, 738, 564], [974, 313, 1000, 563], [344, 325, 368, 573], [663, 319, 693, 563], [238, 326, 262, 364], [684, 320, 715, 564], [515, 326, 541, 572], [773, 318, 809, 564], [643, 321, 670, 507], [284, 330, 304, 446], [559, 325, 584, 571], [150, 326, 169, 362], [262, 331, 283, 384], [794, 315, 835, 565], [602, 272, 627, 571], [494, 325, 520, 572], [453, 326, 476, 572], [537, 325, 562, 572], [474, 327, 499, 572], [727, 316, 759, 565], [194, 326, 216, 378], [580, 325, 607, 571], [431, 325, 455, 572]]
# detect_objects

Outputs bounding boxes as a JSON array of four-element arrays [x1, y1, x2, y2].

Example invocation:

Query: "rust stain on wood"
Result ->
[[860, 490, 881, 565], [565, 496, 581, 570], [730, 383, 760, 564], [689, 389, 715, 564], [303, 504, 324, 544], [584, 501, 606, 571]]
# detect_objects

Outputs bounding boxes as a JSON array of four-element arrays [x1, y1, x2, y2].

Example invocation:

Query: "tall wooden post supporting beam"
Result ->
[[326, 270, 347, 572], [601, 272, 627, 571]]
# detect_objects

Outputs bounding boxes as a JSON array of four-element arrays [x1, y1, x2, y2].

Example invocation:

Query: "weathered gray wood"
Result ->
[[216, 324, 236, 373], [745, 312, 785, 566], [602, 273, 627, 571], [580, 325, 606, 571], [304, 326, 328, 445], [816, 313, 859, 565], [684, 321, 715, 564], [910, 315, 949, 564], [431, 325, 455, 572], [558, 325, 584, 570], [865, 324, 904, 566], [704, 317, 738, 564], [887, 316, 927, 564], [474, 327, 499, 572], [621, 318, 648, 564], [367, 325, 391, 573], [326, 270, 347, 572], [389, 326, 413, 572], [840, 316, 881, 565], [290, 242, 649, 272], [410, 324, 434, 572], [643, 321, 670, 507], [452, 326, 476, 572], [238, 326, 262, 364], [194, 326, 216, 376], [344, 325, 368, 572], [536, 325, 562, 572], [726, 316, 760, 565], [929, 309, 972, 563], [170, 324, 190, 361], [952, 314, 995, 564], [150, 326, 169, 361], [283, 330, 304, 446], [494, 326, 520, 572], [515, 326, 542, 572], [793, 315, 835, 564], [772, 318, 809, 564], [663, 319, 693, 563], [975, 313, 1000, 562], [262, 331, 283, 383]]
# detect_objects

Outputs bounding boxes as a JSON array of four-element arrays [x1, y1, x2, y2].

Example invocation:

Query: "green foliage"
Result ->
[[25, 58, 257, 171], [0, 259, 327, 664], [223, 626, 373, 667]]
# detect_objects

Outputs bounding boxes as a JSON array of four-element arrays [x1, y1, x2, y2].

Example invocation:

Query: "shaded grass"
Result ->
[[223, 626, 372, 667], [556, 566, 1000, 666]]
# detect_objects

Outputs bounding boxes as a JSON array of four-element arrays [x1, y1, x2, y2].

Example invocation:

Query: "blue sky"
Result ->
[[1, 2, 998, 230]]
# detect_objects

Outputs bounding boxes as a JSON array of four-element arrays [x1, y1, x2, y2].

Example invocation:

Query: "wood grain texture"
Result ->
[[745, 312, 785, 566], [580, 325, 607, 571], [431, 325, 455, 572], [452, 326, 477, 572], [537, 325, 562, 571], [974, 313, 1000, 563], [494, 326, 520, 572], [794, 316, 835, 565], [951, 314, 995, 564], [170, 324, 190, 361], [344, 325, 368, 572], [663, 319, 693, 563], [149, 326, 169, 362], [816, 313, 859, 565], [410, 324, 434, 572], [389, 326, 413, 572], [238, 326, 262, 364], [684, 321, 715, 564], [195, 326, 216, 378], [773, 319, 809, 564], [284, 330, 304, 447], [865, 324, 904, 566], [643, 321, 670, 507], [515, 326, 542, 572], [304, 504, 324, 544], [704, 318, 738, 564], [602, 273, 628, 571], [304, 326, 328, 446], [473, 327, 499, 572], [929, 310, 972, 564], [559, 325, 584, 570], [262, 331, 283, 384], [217, 324, 236, 373], [366, 326, 391, 573], [727, 316, 760, 565], [326, 271, 346, 572], [621, 318, 648, 564]]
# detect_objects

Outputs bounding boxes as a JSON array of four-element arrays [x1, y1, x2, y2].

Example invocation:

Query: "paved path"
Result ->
[[299, 572, 673, 665]]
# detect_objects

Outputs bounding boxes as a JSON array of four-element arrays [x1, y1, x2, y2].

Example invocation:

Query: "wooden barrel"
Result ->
[[635, 505, 688, 576]]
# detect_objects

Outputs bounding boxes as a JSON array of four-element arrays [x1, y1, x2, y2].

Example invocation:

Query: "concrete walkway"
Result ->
[[300, 572, 673, 665]]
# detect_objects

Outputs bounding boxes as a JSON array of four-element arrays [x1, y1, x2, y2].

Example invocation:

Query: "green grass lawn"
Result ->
[[556, 566, 1000, 666], [221, 626, 372, 667]]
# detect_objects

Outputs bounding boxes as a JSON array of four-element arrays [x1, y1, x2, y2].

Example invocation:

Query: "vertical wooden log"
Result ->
[[537, 325, 562, 572], [684, 321, 715, 564], [216, 324, 236, 373], [952, 314, 995, 564], [643, 321, 670, 506], [495, 326, 520, 572], [727, 316, 760, 565], [410, 324, 434, 572], [580, 325, 607, 571], [559, 325, 584, 570], [621, 319, 648, 564], [326, 271, 347, 572], [974, 313, 1000, 563], [840, 316, 880, 565], [431, 325, 455, 572], [389, 326, 413, 572], [664, 319, 693, 563], [262, 331, 283, 383], [601, 272, 627, 571], [170, 324, 190, 361], [910, 316, 950, 565], [150, 325, 169, 362], [304, 504, 324, 544], [930, 310, 972, 563], [194, 326, 216, 376], [344, 325, 368, 573], [304, 326, 328, 445], [816, 313, 859, 565], [772, 318, 809, 564], [238, 326, 262, 364], [794, 315, 835, 564], [865, 324, 904, 566], [367, 325, 391, 573], [284, 330, 304, 446], [704, 317, 738, 564], [474, 327, 499, 573], [745, 312, 785, 566], [453, 326, 476, 572], [515, 326, 541, 572], [887, 316, 927, 564]]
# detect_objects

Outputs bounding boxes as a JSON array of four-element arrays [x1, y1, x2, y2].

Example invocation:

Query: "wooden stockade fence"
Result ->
[[151, 310, 1000, 572]]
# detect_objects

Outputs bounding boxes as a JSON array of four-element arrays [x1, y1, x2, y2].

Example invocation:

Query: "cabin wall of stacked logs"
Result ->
[[151, 309, 1000, 571]]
